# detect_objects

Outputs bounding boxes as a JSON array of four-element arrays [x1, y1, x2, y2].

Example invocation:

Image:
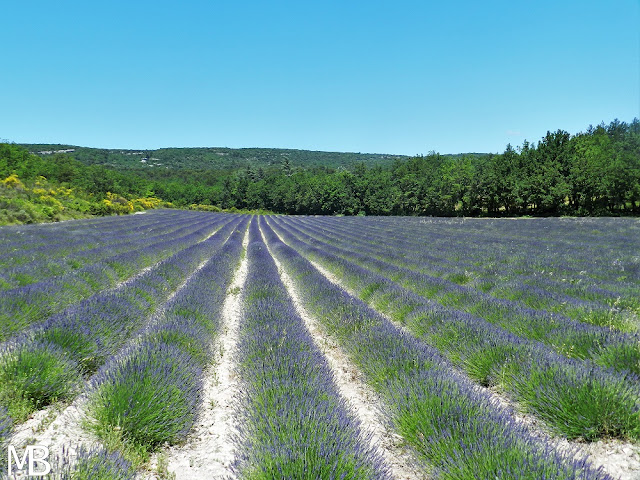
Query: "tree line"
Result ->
[[217, 119, 640, 216], [3, 118, 639, 217]]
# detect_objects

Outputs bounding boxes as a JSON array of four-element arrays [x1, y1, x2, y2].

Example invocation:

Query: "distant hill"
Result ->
[[20, 145, 415, 171]]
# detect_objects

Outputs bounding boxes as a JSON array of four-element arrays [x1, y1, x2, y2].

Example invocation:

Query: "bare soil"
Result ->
[[149, 229, 250, 480]]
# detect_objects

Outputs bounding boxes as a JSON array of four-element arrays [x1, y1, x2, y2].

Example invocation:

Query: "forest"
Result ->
[[214, 119, 640, 216], [3, 118, 639, 219]]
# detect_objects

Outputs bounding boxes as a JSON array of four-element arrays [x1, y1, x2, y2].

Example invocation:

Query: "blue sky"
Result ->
[[1, 1, 638, 155]]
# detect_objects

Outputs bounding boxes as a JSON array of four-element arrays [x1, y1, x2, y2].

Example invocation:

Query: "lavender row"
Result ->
[[52, 446, 136, 480], [0, 211, 140, 253], [0, 209, 187, 267], [269, 218, 640, 441], [83, 218, 248, 466], [301, 216, 618, 307], [304, 215, 635, 299], [282, 215, 628, 338], [0, 213, 235, 341], [0, 211, 224, 294], [320, 216, 640, 315], [310, 216, 640, 282], [279, 216, 640, 374], [0, 210, 207, 289], [0, 216, 244, 426], [231, 219, 387, 478], [305, 216, 640, 310], [298, 216, 633, 326], [260, 218, 610, 479]]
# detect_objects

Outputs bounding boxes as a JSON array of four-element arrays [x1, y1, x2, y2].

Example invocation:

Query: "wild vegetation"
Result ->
[[21, 145, 405, 171], [0, 143, 169, 224], [216, 119, 640, 215], [6, 117, 639, 219]]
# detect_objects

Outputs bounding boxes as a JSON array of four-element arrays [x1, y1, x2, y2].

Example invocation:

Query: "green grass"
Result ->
[[445, 271, 472, 285], [581, 308, 637, 332]]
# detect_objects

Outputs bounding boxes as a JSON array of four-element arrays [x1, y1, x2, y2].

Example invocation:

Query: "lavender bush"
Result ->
[[261, 217, 613, 479], [0, 217, 244, 423], [268, 217, 640, 441], [84, 218, 248, 463], [231, 219, 388, 479], [0, 212, 235, 340]]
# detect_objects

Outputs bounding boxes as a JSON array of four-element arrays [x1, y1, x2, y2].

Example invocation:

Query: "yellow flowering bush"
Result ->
[[2, 174, 24, 189], [38, 195, 65, 211], [188, 204, 221, 212], [131, 197, 164, 210], [101, 192, 134, 214]]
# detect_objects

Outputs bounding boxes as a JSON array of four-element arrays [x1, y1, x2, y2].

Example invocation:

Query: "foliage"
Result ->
[[141, 118, 639, 216], [20, 144, 404, 171], [0, 143, 171, 225], [8, 118, 640, 217], [222, 119, 638, 216]]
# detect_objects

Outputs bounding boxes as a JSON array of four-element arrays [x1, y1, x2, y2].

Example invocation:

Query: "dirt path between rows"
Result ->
[[262, 224, 428, 480], [150, 228, 249, 480]]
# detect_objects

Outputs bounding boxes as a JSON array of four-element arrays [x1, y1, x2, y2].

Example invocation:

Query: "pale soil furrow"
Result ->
[[151, 228, 249, 480], [9, 244, 232, 470], [262, 224, 427, 480], [9, 397, 97, 474], [298, 243, 640, 480]]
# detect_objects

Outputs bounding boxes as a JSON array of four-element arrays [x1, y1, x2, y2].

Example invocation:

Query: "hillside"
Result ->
[[20, 145, 411, 171], [0, 143, 170, 225]]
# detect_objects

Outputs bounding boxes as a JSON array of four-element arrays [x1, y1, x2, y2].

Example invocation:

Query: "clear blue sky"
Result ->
[[1, 0, 638, 155]]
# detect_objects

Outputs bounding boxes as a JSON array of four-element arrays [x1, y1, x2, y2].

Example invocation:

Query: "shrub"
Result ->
[[0, 340, 82, 421]]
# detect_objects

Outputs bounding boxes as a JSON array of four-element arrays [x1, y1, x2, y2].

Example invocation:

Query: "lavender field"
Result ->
[[1, 211, 639, 479]]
